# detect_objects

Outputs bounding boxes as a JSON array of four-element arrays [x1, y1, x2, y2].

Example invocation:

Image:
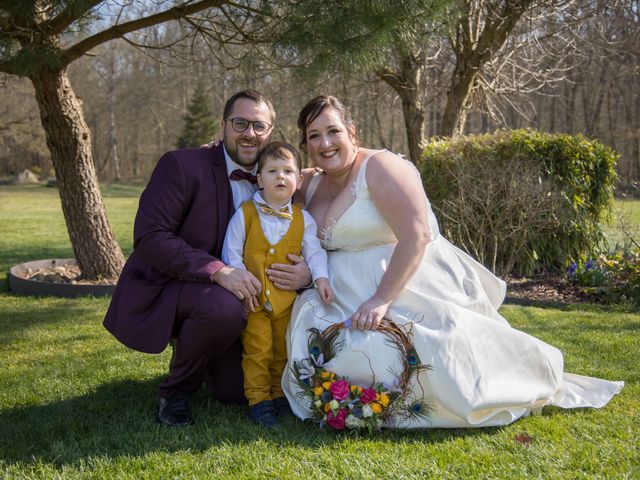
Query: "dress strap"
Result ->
[[305, 172, 323, 207], [353, 149, 384, 194]]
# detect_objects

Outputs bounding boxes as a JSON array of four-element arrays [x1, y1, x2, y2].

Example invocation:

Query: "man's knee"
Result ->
[[178, 283, 246, 338]]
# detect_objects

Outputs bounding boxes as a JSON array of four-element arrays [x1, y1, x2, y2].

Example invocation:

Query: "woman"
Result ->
[[281, 95, 623, 428]]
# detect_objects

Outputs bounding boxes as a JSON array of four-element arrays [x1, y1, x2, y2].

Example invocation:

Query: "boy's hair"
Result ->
[[257, 142, 302, 173]]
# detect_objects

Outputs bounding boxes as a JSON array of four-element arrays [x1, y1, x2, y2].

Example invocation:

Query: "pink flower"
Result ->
[[330, 379, 350, 401], [359, 387, 377, 404], [327, 408, 348, 430]]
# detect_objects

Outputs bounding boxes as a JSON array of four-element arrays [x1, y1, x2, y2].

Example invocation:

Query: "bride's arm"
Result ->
[[351, 151, 431, 330]]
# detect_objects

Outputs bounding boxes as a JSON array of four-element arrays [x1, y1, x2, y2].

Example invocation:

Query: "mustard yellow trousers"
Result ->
[[241, 305, 292, 406]]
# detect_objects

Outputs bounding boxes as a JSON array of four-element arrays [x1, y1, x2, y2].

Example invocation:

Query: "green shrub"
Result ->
[[419, 129, 619, 276]]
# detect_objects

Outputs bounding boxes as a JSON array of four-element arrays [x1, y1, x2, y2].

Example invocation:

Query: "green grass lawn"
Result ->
[[0, 185, 638, 479], [604, 198, 640, 247]]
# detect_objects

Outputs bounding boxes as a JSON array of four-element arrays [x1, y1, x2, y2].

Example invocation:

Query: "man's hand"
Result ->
[[266, 253, 312, 291], [212, 266, 261, 301]]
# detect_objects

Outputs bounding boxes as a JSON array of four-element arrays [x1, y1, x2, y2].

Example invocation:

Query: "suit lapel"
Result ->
[[210, 144, 234, 256]]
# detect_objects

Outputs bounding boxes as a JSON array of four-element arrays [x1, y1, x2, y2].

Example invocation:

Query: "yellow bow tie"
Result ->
[[256, 201, 292, 220]]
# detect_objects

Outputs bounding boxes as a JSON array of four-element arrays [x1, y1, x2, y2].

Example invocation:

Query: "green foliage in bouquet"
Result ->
[[419, 129, 619, 276]]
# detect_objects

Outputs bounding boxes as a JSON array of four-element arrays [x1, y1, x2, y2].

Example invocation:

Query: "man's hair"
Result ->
[[223, 89, 276, 124], [257, 142, 302, 173]]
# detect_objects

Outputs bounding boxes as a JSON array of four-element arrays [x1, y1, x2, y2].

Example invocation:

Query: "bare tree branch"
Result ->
[[62, 0, 229, 64], [42, 0, 103, 35]]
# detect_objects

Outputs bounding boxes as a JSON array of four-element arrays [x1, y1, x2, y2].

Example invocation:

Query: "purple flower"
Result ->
[[343, 318, 352, 328], [567, 263, 578, 277], [585, 260, 595, 271]]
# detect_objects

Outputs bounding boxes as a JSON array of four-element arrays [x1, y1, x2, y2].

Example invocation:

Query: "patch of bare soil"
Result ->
[[505, 275, 588, 305], [20, 264, 116, 285]]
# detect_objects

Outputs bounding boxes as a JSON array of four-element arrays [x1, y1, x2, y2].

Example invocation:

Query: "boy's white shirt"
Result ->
[[222, 191, 329, 281]]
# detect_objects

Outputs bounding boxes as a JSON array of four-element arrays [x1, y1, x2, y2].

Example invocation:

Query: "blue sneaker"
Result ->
[[249, 400, 278, 427]]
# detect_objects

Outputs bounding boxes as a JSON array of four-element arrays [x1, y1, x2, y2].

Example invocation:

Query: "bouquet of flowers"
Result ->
[[292, 319, 431, 431]]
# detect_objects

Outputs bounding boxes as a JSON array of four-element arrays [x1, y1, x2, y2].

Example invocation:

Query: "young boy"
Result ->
[[222, 141, 333, 427]]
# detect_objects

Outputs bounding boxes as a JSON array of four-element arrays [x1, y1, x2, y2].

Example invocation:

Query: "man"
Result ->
[[103, 90, 311, 426]]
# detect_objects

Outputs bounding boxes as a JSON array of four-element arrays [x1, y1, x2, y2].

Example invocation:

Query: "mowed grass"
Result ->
[[0, 185, 638, 479], [604, 198, 640, 246]]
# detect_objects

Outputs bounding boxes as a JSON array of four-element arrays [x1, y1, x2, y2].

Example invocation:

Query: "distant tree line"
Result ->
[[1, 1, 637, 189]]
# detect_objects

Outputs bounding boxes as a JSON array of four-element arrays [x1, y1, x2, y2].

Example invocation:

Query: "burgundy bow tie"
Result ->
[[230, 169, 258, 184]]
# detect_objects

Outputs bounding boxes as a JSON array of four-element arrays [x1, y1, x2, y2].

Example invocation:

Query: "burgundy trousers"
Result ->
[[158, 281, 247, 403]]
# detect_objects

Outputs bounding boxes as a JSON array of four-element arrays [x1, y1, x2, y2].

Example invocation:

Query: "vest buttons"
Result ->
[[266, 289, 271, 296], [269, 248, 275, 254]]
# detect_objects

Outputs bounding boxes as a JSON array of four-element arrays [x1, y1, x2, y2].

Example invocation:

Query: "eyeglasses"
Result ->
[[227, 117, 273, 136]]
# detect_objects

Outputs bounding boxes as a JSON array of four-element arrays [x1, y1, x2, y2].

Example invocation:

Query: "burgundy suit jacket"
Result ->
[[103, 144, 235, 353]]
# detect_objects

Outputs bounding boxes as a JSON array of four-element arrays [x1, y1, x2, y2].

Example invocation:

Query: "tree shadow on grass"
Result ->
[[0, 378, 499, 468]]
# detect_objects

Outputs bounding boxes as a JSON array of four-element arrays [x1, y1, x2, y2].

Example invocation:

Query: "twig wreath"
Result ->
[[291, 318, 432, 431]]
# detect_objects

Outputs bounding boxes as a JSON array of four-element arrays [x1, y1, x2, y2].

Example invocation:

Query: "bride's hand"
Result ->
[[201, 138, 222, 148], [350, 296, 390, 330]]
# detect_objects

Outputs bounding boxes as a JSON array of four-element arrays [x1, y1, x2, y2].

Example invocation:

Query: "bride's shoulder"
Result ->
[[365, 149, 419, 181]]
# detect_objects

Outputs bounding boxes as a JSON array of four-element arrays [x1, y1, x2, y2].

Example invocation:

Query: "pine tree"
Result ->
[[176, 83, 217, 148]]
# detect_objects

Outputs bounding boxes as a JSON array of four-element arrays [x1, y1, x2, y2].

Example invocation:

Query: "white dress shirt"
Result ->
[[222, 191, 329, 281], [224, 144, 258, 209]]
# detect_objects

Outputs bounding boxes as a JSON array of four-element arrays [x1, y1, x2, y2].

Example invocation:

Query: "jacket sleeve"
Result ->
[[132, 151, 225, 282]]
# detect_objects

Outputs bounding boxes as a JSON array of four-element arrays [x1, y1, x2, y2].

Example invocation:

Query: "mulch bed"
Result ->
[[19, 263, 591, 306], [505, 275, 589, 306], [20, 264, 116, 285]]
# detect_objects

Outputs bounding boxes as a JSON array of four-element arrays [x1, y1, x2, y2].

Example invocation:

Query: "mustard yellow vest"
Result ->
[[242, 200, 304, 315]]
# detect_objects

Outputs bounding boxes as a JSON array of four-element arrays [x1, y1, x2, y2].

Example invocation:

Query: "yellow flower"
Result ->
[[321, 371, 331, 379], [371, 402, 383, 414], [379, 393, 390, 407], [322, 381, 332, 390], [313, 386, 324, 396], [324, 402, 332, 413], [350, 385, 363, 395]]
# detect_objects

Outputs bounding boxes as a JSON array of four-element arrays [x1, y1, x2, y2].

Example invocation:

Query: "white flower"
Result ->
[[329, 400, 340, 410], [345, 414, 362, 429], [312, 352, 325, 367], [314, 399, 322, 408], [297, 361, 315, 380], [362, 405, 373, 418]]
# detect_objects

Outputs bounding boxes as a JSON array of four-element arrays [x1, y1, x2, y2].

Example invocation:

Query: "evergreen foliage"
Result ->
[[420, 129, 619, 275], [269, 0, 453, 77], [176, 83, 217, 149]]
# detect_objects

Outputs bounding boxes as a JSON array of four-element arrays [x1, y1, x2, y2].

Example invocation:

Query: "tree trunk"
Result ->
[[440, 61, 475, 137], [30, 68, 125, 280], [376, 51, 426, 164], [107, 49, 121, 181], [399, 97, 425, 164]]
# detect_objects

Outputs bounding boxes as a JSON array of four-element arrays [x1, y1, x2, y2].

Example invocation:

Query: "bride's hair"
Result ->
[[297, 95, 358, 151]]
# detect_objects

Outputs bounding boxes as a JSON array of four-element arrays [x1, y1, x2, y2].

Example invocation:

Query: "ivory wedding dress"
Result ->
[[282, 153, 623, 428]]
